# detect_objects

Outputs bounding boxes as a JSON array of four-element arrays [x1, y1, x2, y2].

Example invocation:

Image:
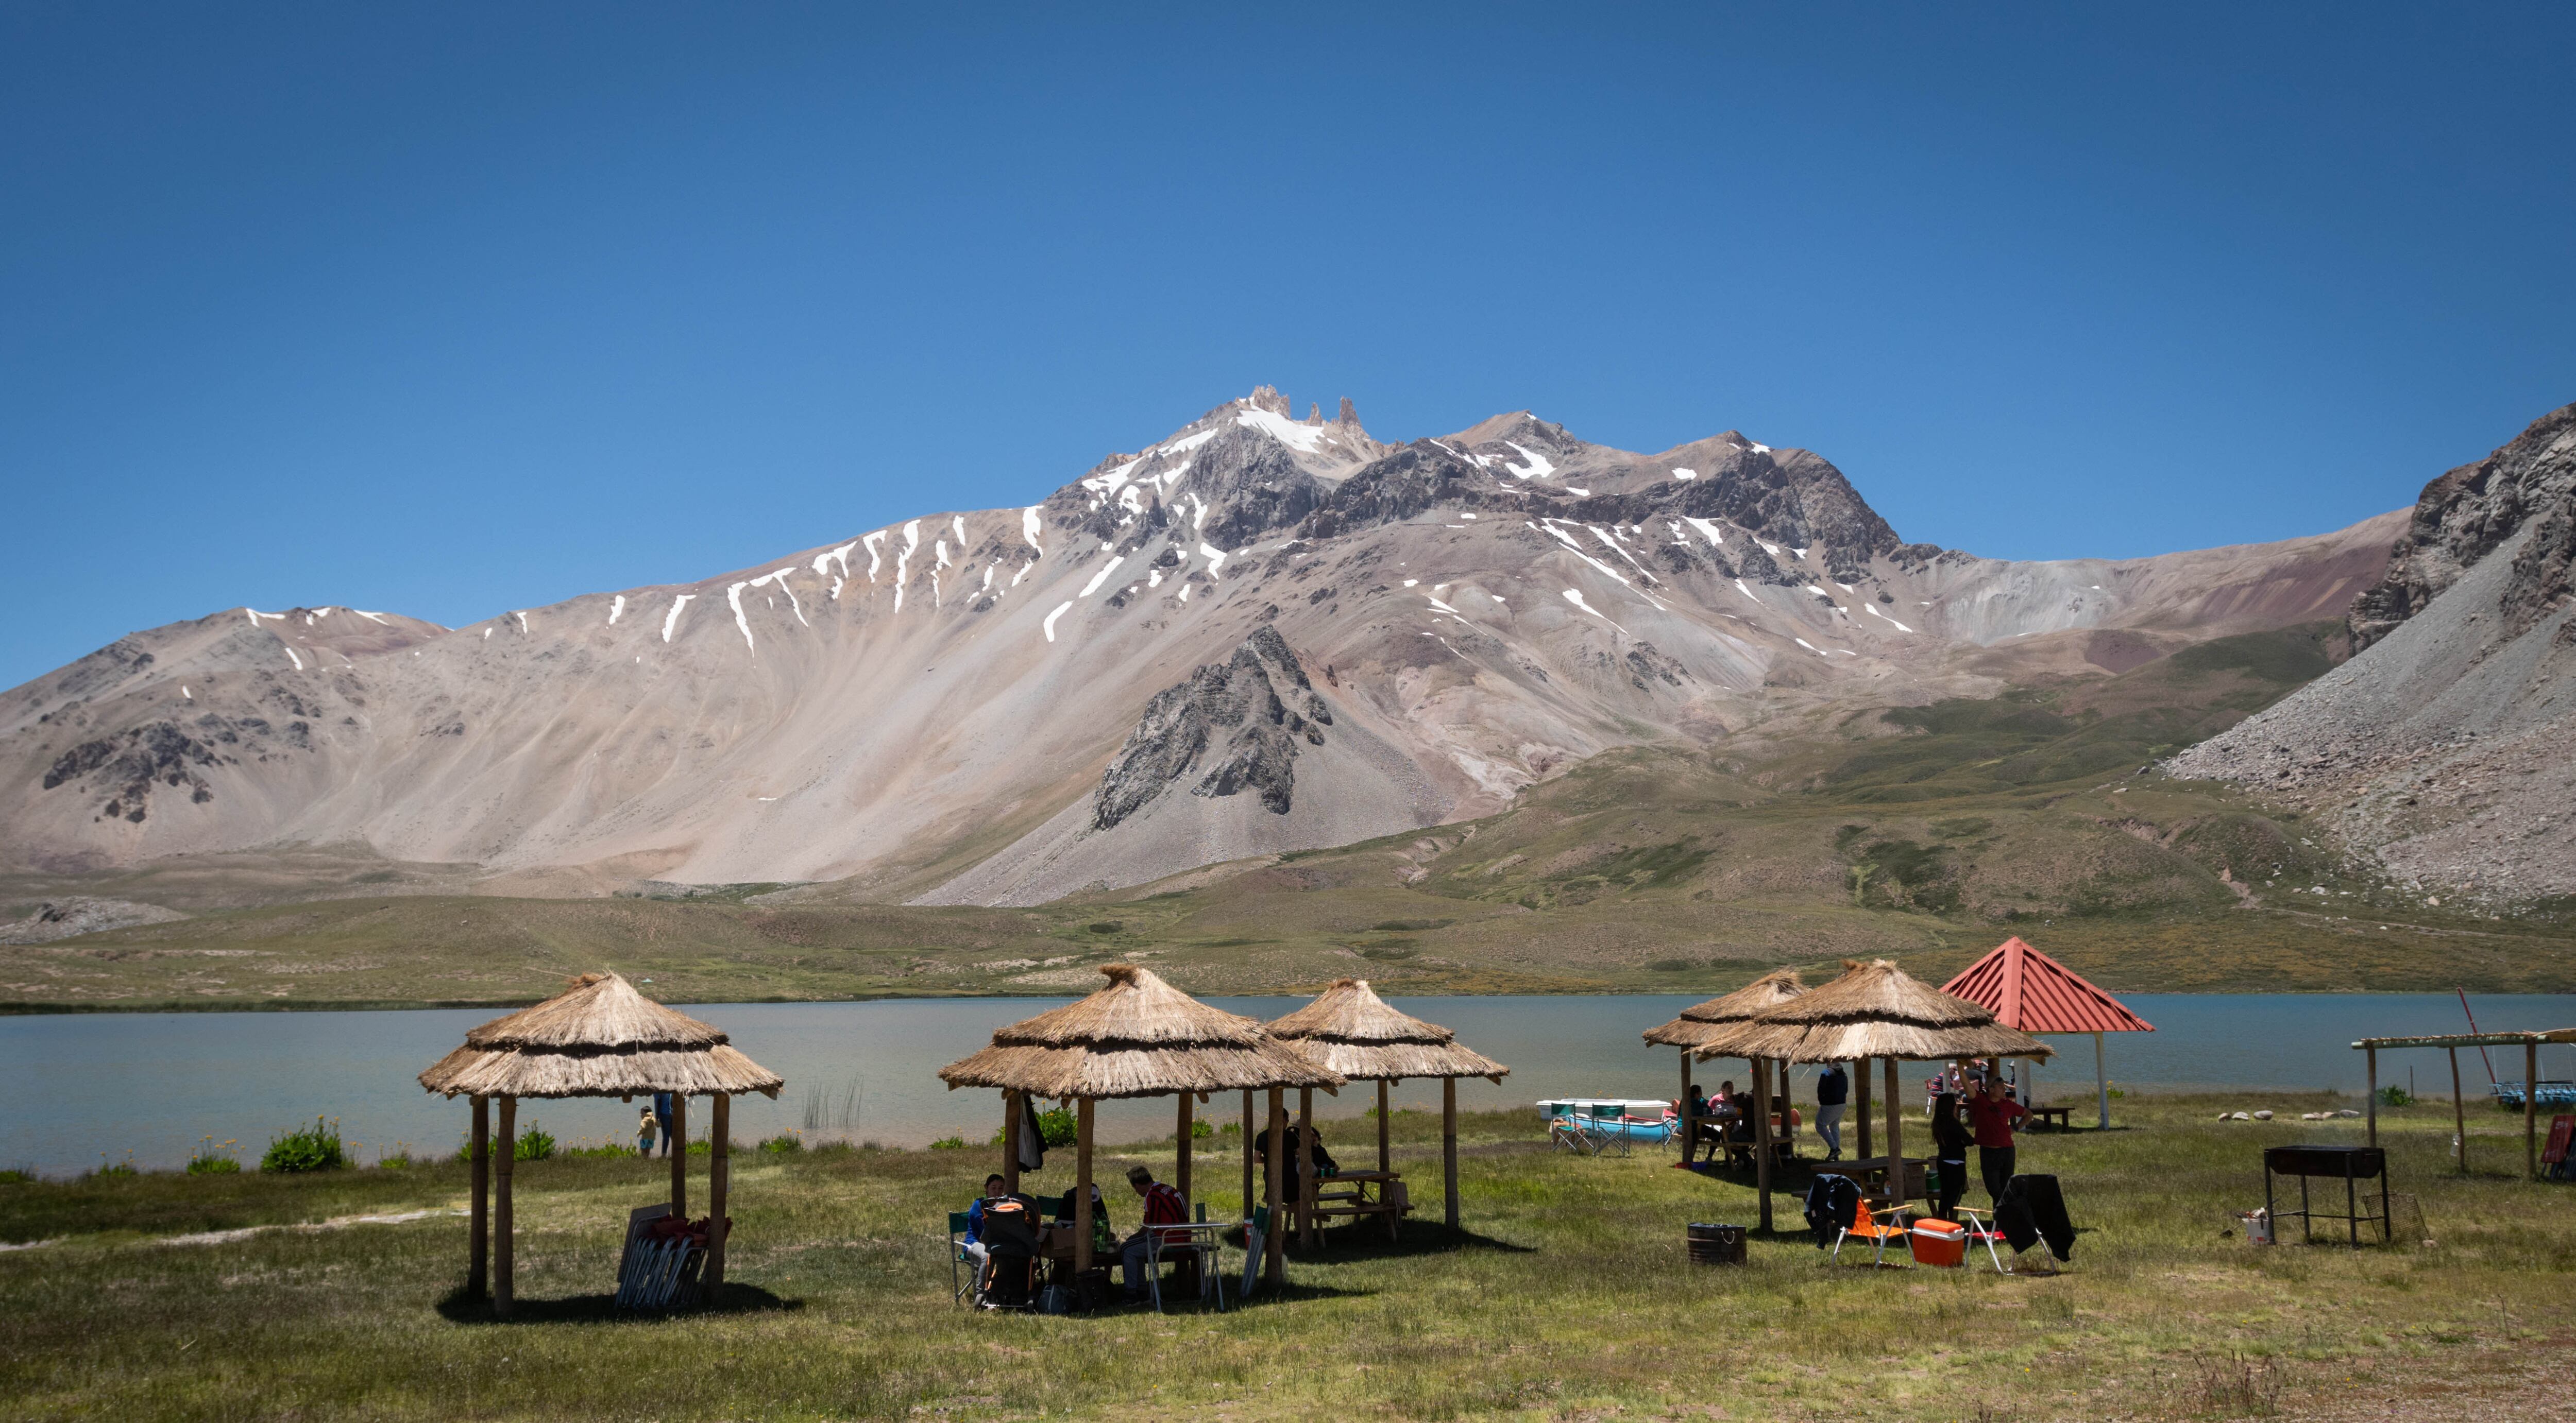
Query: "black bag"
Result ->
[[1804, 1174, 1861, 1249], [1995, 1174, 2075, 1261]]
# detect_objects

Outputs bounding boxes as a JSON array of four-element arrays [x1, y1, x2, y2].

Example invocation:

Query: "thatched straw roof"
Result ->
[[1268, 979, 1510, 1082], [1642, 968, 1806, 1052], [1720, 959, 2055, 1064], [418, 972, 785, 1100], [939, 964, 1343, 1100]]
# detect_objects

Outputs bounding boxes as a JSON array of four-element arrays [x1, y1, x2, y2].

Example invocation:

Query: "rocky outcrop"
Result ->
[[0, 896, 187, 944], [1093, 627, 1333, 829], [2349, 403, 2576, 649]]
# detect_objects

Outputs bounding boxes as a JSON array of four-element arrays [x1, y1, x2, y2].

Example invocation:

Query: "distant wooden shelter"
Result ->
[[1643, 969, 1806, 1227], [1942, 936, 2153, 1127], [2350, 1027, 2576, 1179], [1726, 959, 2051, 1216], [938, 964, 1340, 1289], [418, 972, 783, 1317], [1268, 979, 1509, 1239]]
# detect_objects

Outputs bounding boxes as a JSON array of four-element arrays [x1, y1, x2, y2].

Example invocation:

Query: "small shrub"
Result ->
[[987, 1106, 1079, 1151], [758, 1133, 805, 1154], [927, 1135, 967, 1151], [1190, 1118, 1213, 1140], [262, 1118, 346, 1173], [89, 1154, 140, 1179], [187, 1137, 243, 1174], [686, 1139, 710, 1156], [514, 1124, 555, 1161], [1086, 921, 1122, 934], [2378, 1085, 2414, 1108], [0, 1169, 32, 1186]]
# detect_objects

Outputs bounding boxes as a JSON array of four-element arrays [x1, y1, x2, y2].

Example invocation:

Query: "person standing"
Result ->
[[1928, 1092, 1970, 1222], [1814, 1064, 1849, 1162], [635, 1107, 659, 1158], [652, 1091, 675, 1158], [1966, 1070, 2028, 1205]]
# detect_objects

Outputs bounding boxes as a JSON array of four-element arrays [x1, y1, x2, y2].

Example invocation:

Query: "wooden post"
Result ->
[[468, 1095, 489, 1299], [1679, 1049, 1695, 1165], [494, 1095, 516, 1318], [1074, 1097, 1095, 1276], [1377, 1079, 1391, 1176], [2526, 1039, 2540, 1181], [1176, 1092, 1194, 1210], [2094, 1031, 2110, 1129], [707, 1093, 731, 1294], [2366, 1046, 2379, 1148], [1883, 1058, 1904, 1202], [1297, 1087, 1316, 1249], [1855, 1057, 1873, 1160], [1442, 1076, 1460, 1230], [1263, 1087, 1285, 1285], [1752, 1056, 1773, 1231], [1241, 1089, 1254, 1218], [1001, 1090, 1021, 1195], [669, 1094, 688, 1219], [2450, 1047, 2467, 1174]]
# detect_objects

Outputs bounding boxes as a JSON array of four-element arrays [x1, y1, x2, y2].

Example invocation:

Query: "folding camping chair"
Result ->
[[1947, 1206, 2014, 1274], [1830, 1193, 1914, 1266], [2543, 1115, 2574, 1181]]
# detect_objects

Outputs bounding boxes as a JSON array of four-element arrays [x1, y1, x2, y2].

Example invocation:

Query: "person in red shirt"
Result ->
[[1118, 1163, 1190, 1304], [1964, 1071, 2029, 1205]]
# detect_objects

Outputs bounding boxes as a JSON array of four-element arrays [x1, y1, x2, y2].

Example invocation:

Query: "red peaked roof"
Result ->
[[1939, 937, 2153, 1035]]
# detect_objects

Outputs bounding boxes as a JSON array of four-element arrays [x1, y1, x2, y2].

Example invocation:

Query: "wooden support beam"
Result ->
[[2450, 1047, 2467, 1174], [494, 1095, 516, 1319], [1001, 1089, 1021, 1195], [1176, 1092, 1193, 1210], [1263, 1087, 1285, 1285], [2527, 1040, 2540, 1181], [1443, 1076, 1460, 1230], [1883, 1057, 1903, 1202], [1377, 1079, 1391, 1176], [1855, 1057, 1873, 1160], [2366, 1046, 2379, 1148], [707, 1093, 731, 1294], [1752, 1056, 1773, 1231], [1679, 1049, 1694, 1167], [1074, 1098, 1095, 1276], [2095, 1031, 2111, 1129], [1297, 1087, 1316, 1249], [1241, 1089, 1254, 1219], [468, 1095, 488, 1300], [669, 1094, 688, 1220]]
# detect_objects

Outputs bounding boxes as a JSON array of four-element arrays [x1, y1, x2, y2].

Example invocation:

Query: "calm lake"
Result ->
[[8, 992, 2572, 1176]]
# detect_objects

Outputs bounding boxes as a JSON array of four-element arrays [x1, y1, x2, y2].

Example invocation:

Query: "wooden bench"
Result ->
[[2028, 1106, 2074, 1132]]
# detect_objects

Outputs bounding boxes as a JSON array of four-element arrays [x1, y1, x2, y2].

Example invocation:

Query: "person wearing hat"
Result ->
[[1116, 1164, 1189, 1304]]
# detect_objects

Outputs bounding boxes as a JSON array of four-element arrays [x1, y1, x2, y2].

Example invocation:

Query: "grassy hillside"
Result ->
[[6, 623, 2572, 1011]]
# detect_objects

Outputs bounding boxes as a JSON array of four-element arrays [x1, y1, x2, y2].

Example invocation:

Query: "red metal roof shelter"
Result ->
[[1942, 936, 2153, 1128]]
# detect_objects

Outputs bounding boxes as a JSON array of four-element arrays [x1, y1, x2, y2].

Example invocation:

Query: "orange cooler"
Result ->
[[1908, 1219, 1965, 1267]]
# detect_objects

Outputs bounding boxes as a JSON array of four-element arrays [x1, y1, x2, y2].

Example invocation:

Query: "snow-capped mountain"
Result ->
[[0, 386, 2400, 903]]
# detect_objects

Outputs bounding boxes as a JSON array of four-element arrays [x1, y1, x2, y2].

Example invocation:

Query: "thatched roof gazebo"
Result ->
[[1268, 979, 1510, 1240], [419, 972, 783, 1317], [938, 964, 1341, 1289], [1639, 969, 1807, 1228], [1728, 958, 2051, 1212]]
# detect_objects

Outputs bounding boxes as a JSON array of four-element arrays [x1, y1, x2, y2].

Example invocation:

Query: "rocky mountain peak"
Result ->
[[1092, 626, 1333, 830], [2348, 402, 2576, 651]]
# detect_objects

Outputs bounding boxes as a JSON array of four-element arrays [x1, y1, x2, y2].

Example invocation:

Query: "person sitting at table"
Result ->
[[1117, 1164, 1191, 1304], [1257, 1108, 1342, 1203], [1724, 1086, 1759, 1166], [1691, 1081, 1737, 1163], [962, 1173, 1033, 1276]]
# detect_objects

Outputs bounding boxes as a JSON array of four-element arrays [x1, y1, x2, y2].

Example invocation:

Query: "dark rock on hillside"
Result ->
[[1092, 626, 1333, 830], [2349, 402, 2576, 650]]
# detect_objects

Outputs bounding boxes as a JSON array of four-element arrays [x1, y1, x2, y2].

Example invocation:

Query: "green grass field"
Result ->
[[5, 1094, 2572, 1420]]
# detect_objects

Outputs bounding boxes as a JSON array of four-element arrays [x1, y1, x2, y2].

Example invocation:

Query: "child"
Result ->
[[636, 1107, 660, 1158]]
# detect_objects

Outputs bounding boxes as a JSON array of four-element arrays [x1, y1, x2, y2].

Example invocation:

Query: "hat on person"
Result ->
[[1126, 1164, 1153, 1185]]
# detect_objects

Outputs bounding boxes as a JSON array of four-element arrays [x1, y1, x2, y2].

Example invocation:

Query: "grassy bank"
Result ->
[[4, 1094, 2572, 1420]]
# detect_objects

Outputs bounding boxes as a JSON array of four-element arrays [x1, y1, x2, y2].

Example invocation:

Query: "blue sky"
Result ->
[[5, 5, 2572, 689]]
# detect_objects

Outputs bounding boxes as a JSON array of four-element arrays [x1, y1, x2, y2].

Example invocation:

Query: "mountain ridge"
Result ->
[[2, 387, 2408, 904]]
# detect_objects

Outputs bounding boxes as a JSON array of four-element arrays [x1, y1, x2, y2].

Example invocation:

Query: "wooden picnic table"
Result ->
[[2028, 1105, 2074, 1131], [1308, 1169, 1409, 1240], [1829, 1155, 1929, 1204]]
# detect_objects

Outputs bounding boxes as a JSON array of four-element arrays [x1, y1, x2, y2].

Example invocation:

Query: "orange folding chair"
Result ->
[[1831, 1192, 1913, 1267]]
